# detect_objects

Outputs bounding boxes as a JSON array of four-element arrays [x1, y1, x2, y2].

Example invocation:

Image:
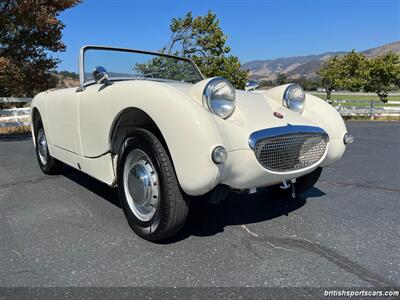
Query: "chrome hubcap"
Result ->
[[37, 128, 48, 165], [123, 149, 159, 222]]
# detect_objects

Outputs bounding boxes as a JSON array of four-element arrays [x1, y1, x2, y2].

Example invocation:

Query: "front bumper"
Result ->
[[216, 125, 345, 190], [219, 149, 325, 189]]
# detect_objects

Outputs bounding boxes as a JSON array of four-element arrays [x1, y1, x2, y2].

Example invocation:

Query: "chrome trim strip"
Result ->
[[248, 124, 328, 150]]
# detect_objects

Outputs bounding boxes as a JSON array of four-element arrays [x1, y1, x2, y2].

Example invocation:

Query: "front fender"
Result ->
[[259, 86, 347, 166], [79, 81, 224, 195], [30, 91, 49, 147], [302, 93, 347, 166]]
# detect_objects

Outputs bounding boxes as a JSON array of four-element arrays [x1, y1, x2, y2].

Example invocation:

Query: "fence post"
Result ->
[[370, 100, 374, 120]]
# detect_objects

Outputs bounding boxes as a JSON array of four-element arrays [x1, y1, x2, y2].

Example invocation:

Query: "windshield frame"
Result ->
[[78, 45, 204, 91]]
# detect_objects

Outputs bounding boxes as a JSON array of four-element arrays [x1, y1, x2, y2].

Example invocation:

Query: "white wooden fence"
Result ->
[[0, 98, 32, 128], [334, 99, 400, 117]]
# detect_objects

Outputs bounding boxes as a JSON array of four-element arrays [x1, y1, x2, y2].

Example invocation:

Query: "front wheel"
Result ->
[[35, 124, 63, 175], [117, 129, 189, 241]]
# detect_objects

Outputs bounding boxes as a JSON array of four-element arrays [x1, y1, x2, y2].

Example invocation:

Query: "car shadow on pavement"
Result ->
[[0, 134, 32, 142], [62, 165, 121, 208], [162, 187, 326, 243], [61, 165, 326, 243]]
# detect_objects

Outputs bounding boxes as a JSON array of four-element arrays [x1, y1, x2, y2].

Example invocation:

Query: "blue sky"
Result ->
[[55, 0, 400, 71]]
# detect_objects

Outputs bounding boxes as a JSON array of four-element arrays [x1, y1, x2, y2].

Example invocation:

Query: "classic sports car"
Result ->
[[31, 46, 353, 241]]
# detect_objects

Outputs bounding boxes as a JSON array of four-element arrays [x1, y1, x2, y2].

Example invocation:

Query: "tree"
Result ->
[[291, 76, 321, 91], [275, 73, 287, 86], [259, 79, 274, 88], [363, 52, 400, 103], [317, 50, 400, 103], [134, 55, 201, 83], [164, 11, 248, 89], [0, 0, 80, 97], [336, 50, 368, 92], [317, 56, 342, 101]]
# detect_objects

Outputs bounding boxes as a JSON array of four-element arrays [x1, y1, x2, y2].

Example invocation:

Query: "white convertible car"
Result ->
[[31, 46, 353, 241]]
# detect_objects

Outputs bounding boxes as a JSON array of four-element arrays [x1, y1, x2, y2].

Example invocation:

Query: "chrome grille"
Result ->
[[253, 133, 328, 172]]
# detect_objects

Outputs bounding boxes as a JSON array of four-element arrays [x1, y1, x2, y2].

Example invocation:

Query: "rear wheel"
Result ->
[[35, 124, 62, 175], [117, 129, 189, 241]]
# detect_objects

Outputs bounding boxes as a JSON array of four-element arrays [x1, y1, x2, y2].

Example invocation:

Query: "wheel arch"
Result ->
[[109, 107, 169, 156], [107, 102, 222, 196], [31, 106, 42, 147]]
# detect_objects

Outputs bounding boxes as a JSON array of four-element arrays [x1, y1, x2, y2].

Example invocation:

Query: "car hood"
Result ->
[[162, 81, 194, 93], [181, 78, 317, 128], [161, 79, 322, 127], [167, 78, 320, 151]]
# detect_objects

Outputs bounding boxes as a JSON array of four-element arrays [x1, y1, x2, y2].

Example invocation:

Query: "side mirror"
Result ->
[[245, 80, 260, 91], [92, 66, 109, 84]]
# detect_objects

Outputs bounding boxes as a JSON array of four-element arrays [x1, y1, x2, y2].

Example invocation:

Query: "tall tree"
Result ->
[[336, 50, 368, 92], [0, 0, 80, 97], [363, 52, 400, 103], [317, 56, 341, 101], [165, 11, 248, 89]]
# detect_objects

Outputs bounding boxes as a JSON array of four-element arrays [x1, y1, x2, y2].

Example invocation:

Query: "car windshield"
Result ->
[[83, 47, 203, 84]]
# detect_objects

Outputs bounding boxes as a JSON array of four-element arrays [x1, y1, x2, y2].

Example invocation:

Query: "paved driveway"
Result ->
[[0, 121, 399, 287]]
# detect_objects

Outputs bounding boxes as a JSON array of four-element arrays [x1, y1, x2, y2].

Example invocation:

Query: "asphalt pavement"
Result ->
[[0, 121, 399, 287]]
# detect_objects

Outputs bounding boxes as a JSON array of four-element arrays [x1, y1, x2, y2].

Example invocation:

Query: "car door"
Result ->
[[46, 87, 81, 155], [78, 83, 116, 158]]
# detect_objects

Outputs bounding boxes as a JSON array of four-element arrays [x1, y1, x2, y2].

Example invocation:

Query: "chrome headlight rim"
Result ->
[[202, 77, 236, 119], [283, 83, 305, 114]]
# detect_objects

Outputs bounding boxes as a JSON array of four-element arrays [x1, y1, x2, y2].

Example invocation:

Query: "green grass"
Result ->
[[310, 93, 400, 101], [310, 93, 400, 108], [332, 102, 399, 107]]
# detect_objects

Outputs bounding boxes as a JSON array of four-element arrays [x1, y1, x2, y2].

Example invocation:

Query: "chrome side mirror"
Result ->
[[245, 80, 260, 91], [92, 66, 109, 84]]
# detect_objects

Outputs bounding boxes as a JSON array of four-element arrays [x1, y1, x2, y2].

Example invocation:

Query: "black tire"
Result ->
[[117, 129, 189, 241], [35, 122, 63, 175], [268, 167, 323, 195], [295, 167, 323, 193]]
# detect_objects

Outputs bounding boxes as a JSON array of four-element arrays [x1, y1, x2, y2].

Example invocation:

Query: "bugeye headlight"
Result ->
[[203, 77, 236, 119], [283, 83, 305, 114]]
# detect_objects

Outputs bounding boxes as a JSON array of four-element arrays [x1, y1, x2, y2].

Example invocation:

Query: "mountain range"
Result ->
[[242, 41, 400, 81]]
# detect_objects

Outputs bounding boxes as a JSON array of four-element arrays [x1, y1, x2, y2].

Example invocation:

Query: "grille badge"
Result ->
[[273, 112, 283, 119]]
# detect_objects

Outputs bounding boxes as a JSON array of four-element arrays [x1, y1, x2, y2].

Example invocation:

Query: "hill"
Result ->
[[52, 70, 80, 88], [242, 41, 400, 81]]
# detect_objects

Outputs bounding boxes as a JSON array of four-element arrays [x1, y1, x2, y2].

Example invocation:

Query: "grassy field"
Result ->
[[310, 93, 400, 108], [311, 93, 400, 101]]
